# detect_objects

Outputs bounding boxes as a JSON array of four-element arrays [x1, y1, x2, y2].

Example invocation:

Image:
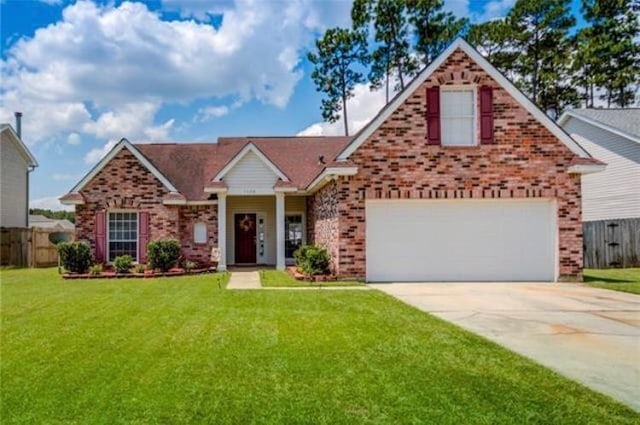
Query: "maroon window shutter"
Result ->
[[426, 87, 441, 145], [480, 86, 494, 144], [95, 211, 106, 263], [138, 212, 149, 263]]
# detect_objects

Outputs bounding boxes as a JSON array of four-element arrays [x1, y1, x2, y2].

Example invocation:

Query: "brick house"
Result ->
[[61, 39, 604, 282]]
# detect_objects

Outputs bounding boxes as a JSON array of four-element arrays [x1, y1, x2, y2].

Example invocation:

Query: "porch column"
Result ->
[[275, 192, 285, 270], [217, 192, 227, 271]]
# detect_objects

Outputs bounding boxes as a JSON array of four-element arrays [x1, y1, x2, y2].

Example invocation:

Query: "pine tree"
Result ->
[[508, 0, 579, 116], [352, 0, 418, 103], [308, 28, 369, 136], [467, 19, 518, 79], [581, 0, 640, 107], [571, 27, 599, 107], [407, 0, 468, 65]]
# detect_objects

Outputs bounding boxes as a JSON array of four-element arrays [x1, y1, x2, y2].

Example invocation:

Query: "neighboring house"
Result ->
[[1, 117, 38, 228], [558, 108, 640, 268], [558, 109, 640, 222], [29, 215, 75, 231], [61, 39, 604, 282]]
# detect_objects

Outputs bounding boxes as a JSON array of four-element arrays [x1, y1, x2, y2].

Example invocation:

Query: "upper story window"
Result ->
[[441, 88, 476, 146]]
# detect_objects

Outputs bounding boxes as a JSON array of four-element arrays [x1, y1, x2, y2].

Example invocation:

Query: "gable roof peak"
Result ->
[[337, 37, 591, 160]]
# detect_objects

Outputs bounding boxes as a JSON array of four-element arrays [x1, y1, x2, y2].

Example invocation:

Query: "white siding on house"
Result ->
[[563, 117, 640, 221], [225, 195, 306, 265], [0, 132, 29, 227], [223, 151, 280, 193]]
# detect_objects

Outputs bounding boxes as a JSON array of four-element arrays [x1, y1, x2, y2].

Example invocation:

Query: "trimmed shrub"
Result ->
[[294, 245, 330, 276], [147, 239, 181, 272], [134, 264, 146, 274], [114, 255, 133, 273], [57, 241, 92, 274], [89, 264, 103, 275]]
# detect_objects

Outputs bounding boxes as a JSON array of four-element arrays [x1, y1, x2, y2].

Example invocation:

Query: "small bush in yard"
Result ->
[[57, 241, 92, 274], [294, 245, 330, 276], [134, 264, 146, 274], [183, 261, 196, 273], [147, 239, 181, 272], [113, 255, 133, 273], [89, 264, 103, 275]]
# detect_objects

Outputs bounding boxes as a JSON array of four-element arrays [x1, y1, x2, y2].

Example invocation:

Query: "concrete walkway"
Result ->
[[226, 270, 261, 289], [370, 282, 640, 411]]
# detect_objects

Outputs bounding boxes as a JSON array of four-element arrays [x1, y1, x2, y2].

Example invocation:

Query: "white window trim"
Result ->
[[285, 212, 306, 260], [107, 210, 139, 263], [440, 85, 478, 147], [193, 222, 208, 245]]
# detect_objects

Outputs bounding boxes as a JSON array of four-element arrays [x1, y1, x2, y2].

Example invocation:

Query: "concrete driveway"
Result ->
[[369, 282, 640, 410]]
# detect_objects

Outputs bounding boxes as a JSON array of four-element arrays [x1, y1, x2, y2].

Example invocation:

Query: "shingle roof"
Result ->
[[568, 109, 640, 140], [135, 137, 352, 200]]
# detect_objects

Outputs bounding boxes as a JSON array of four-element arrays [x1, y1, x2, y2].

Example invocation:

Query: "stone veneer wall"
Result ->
[[335, 48, 583, 280], [75, 148, 182, 262], [178, 206, 218, 264], [307, 180, 340, 273]]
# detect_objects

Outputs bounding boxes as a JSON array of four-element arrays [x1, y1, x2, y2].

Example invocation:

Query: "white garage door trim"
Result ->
[[365, 198, 558, 282]]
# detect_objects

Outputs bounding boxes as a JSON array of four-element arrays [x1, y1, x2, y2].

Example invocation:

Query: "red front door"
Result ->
[[235, 213, 257, 263]]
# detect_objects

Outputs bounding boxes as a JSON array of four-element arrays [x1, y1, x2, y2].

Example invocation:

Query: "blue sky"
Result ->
[[1, 0, 587, 210]]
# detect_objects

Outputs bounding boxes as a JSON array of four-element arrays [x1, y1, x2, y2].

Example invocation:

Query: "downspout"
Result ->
[[26, 165, 35, 227]]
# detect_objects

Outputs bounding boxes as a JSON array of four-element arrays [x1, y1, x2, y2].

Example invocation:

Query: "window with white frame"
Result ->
[[285, 214, 304, 258], [441, 88, 476, 146], [194, 222, 207, 244], [108, 212, 138, 262]]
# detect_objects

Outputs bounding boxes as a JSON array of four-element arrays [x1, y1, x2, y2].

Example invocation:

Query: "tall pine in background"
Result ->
[[467, 20, 518, 79], [508, 0, 578, 117], [580, 0, 640, 107], [308, 28, 369, 136], [407, 0, 468, 65], [352, 0, 418, 103]]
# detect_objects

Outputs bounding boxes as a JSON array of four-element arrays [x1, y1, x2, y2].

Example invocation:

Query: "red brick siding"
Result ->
[[178, 206, 218, 264], [306, 180, 340, 273], [336, 48, 583, 280], [76, 148, 180, 262]]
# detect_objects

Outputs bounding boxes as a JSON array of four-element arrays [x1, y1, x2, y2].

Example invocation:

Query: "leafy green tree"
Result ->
[[581, 0, 640, 107], [29, 208, 75, 223], [308, 28, 369, 136], [467, 19, 518, 79], [407, 0, 468, 65], [352, 0, 418, 103], [508, 0, 579, 116]]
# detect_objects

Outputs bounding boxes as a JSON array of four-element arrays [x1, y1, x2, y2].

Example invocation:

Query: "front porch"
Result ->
[[217, 194, 306, 271]]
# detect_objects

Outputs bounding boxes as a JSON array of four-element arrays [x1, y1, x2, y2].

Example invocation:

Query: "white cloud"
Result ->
[[196, 105, 230, 121], [67, 132, 81, 145], [52, 173, 79, 181], [297, 82, 388, 137], [161, 0, 234, 20], [1, 0, 336, 149], [84, 139, 118, 165], [474, 0, 515, 22], [30, 195, 74, 212]]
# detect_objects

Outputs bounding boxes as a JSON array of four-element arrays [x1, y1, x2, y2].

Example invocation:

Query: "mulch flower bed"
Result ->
[[63, 267, 218, 280], [286, 266, 337, 282]]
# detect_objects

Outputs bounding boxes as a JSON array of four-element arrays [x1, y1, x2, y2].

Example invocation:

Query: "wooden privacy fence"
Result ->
[[583, 218, 640, 269], [0, 227, 75, 267]]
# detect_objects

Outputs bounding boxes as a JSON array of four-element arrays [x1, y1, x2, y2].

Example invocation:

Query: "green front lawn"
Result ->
[[584, 268, 640, 295], [260, 270, 364, 287], [1, 268, 637, 424]]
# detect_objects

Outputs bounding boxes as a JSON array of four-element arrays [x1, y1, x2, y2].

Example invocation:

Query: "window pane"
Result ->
[[442, 90, 473, 117], [441, 89, 475, 146], [194, 222, 207, 244], [108, 212, 138, 261], [285, 215, 303, 258]]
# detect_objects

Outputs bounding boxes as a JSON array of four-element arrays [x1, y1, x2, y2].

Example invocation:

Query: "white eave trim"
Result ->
[[204, 187, 228, 193], [212, 143, 290, 182], [162, 199, 218, 206], [337, 37, 592, 160], [568, 164, 607, 175], [59, 195, 84, 205], [0, 125, 38, 167], [306, 166, 358, 193], [274, 187, 298, 193], [558, 111, 640, 145], [70, 138, 179, 194]]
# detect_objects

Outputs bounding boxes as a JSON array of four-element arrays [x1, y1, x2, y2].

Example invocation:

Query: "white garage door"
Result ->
[[366, 199, 556, 282]]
